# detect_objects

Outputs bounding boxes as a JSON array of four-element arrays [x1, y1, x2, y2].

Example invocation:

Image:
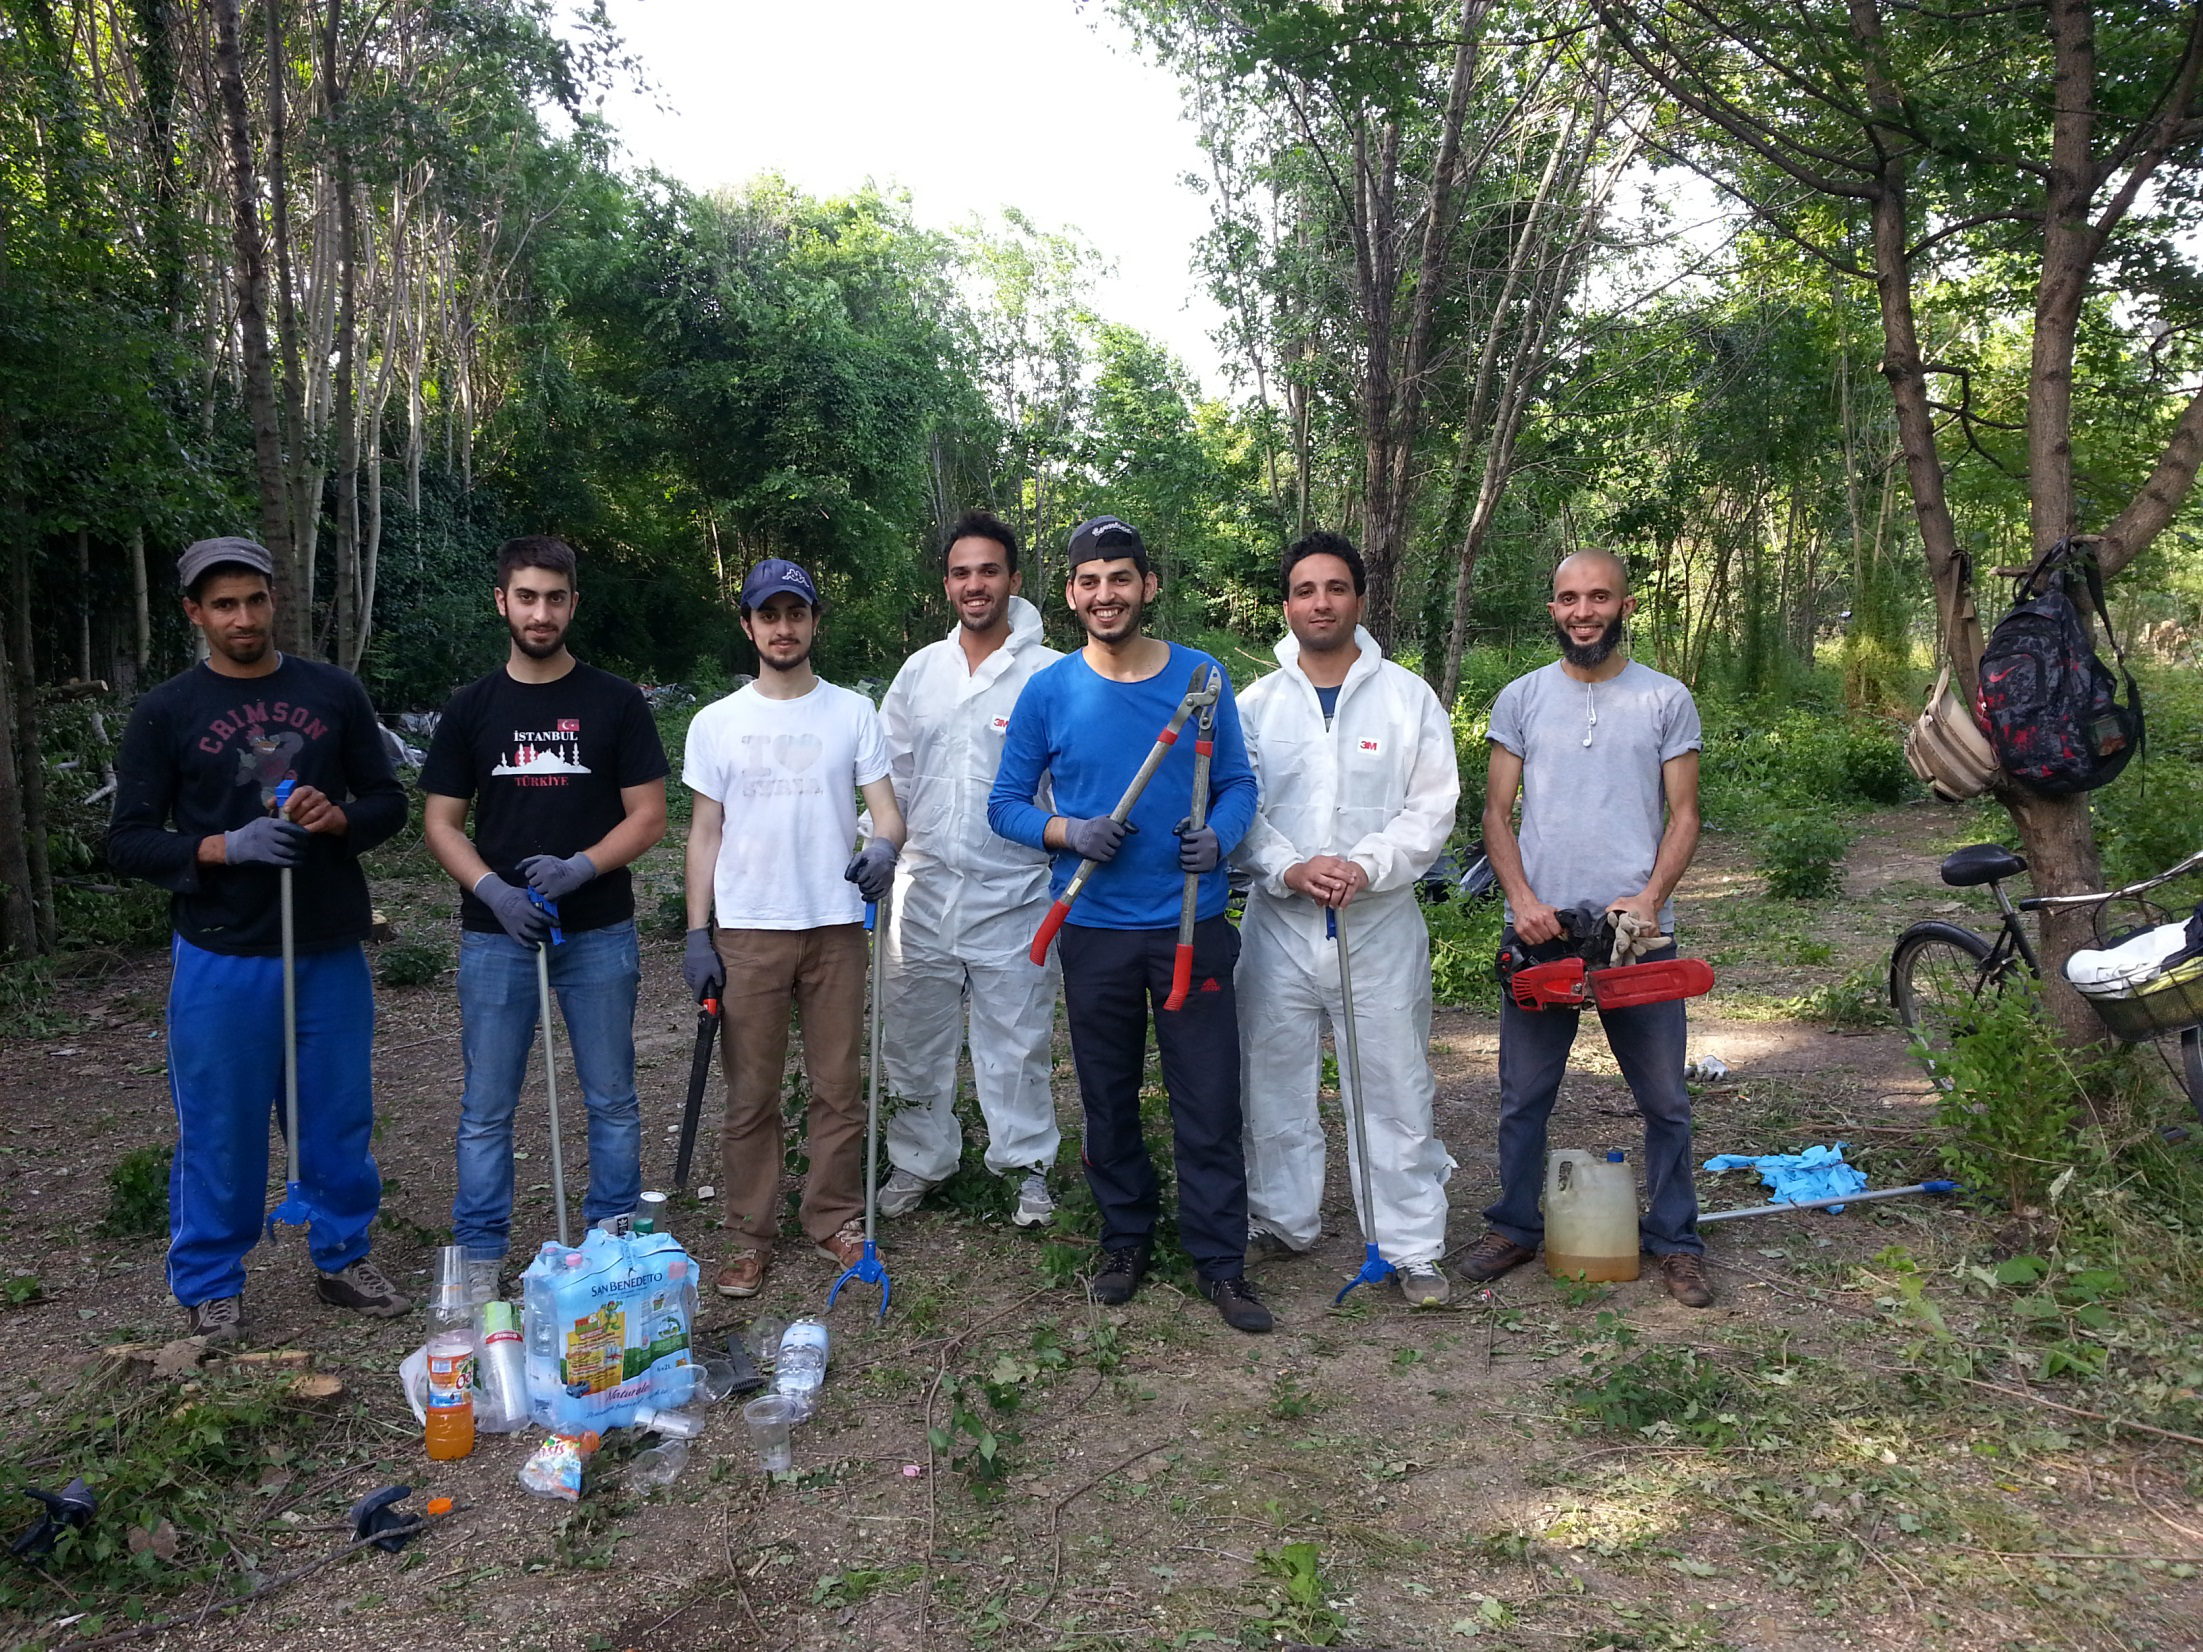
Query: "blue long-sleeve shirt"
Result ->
[[988, 643, 1258, 930]]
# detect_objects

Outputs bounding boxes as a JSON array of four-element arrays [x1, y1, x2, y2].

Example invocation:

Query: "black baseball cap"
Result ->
[[1066, 516, 1149, 575]]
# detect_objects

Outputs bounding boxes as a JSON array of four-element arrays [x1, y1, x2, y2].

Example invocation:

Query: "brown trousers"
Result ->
[[713, 924, 868, 1248]]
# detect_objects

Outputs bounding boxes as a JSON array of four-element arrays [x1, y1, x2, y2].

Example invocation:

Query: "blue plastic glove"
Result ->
[[473, 874, 551, 947], [683, 927, 725, 1003], [224, 815, 308, 868], [843, 839, 898, 904], [1061, 815, 1134, 863], [519, 851, 597, 903], [1174, 817, 1220, 874]]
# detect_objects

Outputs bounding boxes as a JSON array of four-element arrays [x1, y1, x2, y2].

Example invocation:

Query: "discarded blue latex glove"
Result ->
[[1702, 1142, 1867, 1212]]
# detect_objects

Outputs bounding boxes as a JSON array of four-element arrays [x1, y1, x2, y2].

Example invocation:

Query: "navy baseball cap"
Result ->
[[1066, 516, 1149, 574], [740, 558, 820, 611], [177, 536, 275, 588]]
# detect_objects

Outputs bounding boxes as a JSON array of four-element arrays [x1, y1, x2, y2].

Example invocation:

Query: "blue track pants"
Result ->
[[165, 934, 381, 1306]]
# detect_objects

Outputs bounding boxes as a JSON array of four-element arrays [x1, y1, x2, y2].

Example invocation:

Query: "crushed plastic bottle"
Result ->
[[628, 1439, 691, 1488]]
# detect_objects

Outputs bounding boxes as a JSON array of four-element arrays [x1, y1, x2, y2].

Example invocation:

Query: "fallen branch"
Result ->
[[1038, 1439, 1181, 1618], [1941, 1375, 2203, 1451]]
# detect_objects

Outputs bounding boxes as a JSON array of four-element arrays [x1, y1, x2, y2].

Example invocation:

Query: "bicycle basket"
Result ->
[[2067, 921, 2203, 1041]]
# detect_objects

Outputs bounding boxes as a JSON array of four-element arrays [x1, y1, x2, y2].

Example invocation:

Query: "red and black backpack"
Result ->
[[1975, 538, 2143, 795]]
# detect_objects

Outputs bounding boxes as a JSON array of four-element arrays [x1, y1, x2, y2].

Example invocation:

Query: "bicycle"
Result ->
[[1888, 842, 2203, 1116]]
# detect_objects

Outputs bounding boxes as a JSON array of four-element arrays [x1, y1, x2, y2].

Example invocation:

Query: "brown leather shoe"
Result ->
[[1455, 1230, 1538, 1282], [715, 1248, 769, 1298], [1661, 1251, 1714, 1308], [815, 1221, 866, 1269]]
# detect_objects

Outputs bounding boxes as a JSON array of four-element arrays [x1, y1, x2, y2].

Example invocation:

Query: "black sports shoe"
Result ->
[[1090, 1244, 1149, 1305], [1203, 1274, 1274, 1334]]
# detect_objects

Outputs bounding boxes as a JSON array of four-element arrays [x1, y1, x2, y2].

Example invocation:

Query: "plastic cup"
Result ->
[[431, 1245, 470, 1312], [693, 1356, 738, 1407], [742, 1395, 795, 1473], [749, 1315, 786, 1373]]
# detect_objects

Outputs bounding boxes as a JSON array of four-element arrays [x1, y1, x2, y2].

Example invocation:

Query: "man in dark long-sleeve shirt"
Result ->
[[109, 537, 410, 1343], [988, 515, 1271, 1333]]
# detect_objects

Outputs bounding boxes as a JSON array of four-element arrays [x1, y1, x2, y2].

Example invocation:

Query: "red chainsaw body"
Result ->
[[1503, 953, 1715, 1012]]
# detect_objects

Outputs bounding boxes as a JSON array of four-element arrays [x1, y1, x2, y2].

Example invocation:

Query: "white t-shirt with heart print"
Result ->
[[683, 678, 893, 930]]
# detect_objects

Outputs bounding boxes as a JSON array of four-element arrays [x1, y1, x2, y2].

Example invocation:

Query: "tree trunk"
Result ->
[[76, 528, 91, 681], [9, 545, 54, 952], [209, 0, 297, 616], [130, 524, 150, 686], [325, 0, 363, 672], [263, 0, 315, 655]]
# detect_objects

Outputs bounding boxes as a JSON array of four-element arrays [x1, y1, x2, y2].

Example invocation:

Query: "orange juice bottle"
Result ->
[[424, 1325, 476, 1459]]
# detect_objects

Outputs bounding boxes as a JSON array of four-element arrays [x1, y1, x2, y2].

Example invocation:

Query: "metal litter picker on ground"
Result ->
[[1329, 906, 1395, 1304], [1029, 666, 1213, 966], [829, 895, 892, 1319], [264, 779, 316, 1240], [1699, 1180, 1962, 1223], [532, 890, 572, 1246], [673, 991, 722, 1192], [1162, 666, 1223, 1012]]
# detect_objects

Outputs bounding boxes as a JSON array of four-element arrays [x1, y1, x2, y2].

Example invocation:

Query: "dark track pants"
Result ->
[[1059, 917, 1247, 1282]]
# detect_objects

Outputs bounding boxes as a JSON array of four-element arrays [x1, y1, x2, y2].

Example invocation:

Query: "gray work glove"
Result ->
[[473, 873, 551, 947], [843, 839, 899, 904], [1061, 815, 1135, 863], [683, 927, 725, 1003], [224, 815, 308, 868], [1174, 817, 1220, 874], [519, 851, 597, 904]]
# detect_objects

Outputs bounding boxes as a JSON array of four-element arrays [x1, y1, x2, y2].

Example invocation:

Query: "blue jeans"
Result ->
[[1484, 940, 1702, 1256], [166, 935, 381, 1306], [453, 921, 642, 1260]]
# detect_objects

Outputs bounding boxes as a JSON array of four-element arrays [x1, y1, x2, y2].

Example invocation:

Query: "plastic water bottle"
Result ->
[[424, 1247, 476, 1460], [522, 1243, 579, 1429], [475, 1300, 530, 1433], [775, 1316, 830, 1421]]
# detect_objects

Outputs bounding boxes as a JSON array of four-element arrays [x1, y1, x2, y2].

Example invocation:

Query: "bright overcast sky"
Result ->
[[586, 0, 1234, 393]]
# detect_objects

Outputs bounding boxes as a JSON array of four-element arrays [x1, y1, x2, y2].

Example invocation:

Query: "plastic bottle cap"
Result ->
[[425, 1496, 454, 1516], [1606, 1149, 1626, 1162]]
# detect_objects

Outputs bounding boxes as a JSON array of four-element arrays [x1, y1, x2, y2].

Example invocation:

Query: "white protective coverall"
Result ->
[[1233, 626, 1461, 1263], [878, 596, 1064, 1182]]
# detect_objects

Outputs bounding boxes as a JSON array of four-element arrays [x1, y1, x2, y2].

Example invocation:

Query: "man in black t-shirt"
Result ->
[[110, 536, 411, 1344], [421, 536, 669, 1285]]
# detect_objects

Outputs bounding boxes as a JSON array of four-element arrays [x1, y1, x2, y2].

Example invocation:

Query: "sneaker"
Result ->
[[1012, 1171, 1054, 1229], [1089, 1243, 1149, 1305], [716, 1248, 769, 1298], [464, 1257, 503, 1302], [1455, 1230, 1538, 1283], [877, 1167, 939, 1219], [1398, 1261, 1452, 1309], [184, 1294, 245, 1346], [1661, 1251, 1714, 1308], [316, 1259, 411, 1318], [1202, 1275, 1274, 1334], [816, 1221, 867, 1269], [1246, 1225, 1300, 1264]]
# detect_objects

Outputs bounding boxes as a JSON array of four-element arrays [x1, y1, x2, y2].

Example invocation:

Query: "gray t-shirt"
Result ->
[[1486, 659, 1701, 930]]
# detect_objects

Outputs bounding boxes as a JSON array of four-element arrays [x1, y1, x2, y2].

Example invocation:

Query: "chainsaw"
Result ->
[[1495, 904, 1714, 1013]]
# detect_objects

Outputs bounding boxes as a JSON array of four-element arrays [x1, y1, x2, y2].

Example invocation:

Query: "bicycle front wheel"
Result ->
[[1890, 921, 1997, 1083]]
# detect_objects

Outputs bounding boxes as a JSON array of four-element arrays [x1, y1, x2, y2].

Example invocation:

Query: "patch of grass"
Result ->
[[1553, 1312, 1762, 1445], [374, 937, 451, 987], [97, 1145, 171, 1238], [1249, 1541, 1344, 1646], [1923, 978, 2082, 1210], [1781, 964, 1894, 1029]]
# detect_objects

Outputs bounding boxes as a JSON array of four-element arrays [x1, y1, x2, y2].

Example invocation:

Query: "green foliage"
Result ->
[[1780, 964, 1894, 1029], [1427, 893, 1505, 1009], [1250, 1541, 1344, 1646], [1554, 1312, 1750, 1444], [0, 1372, 340, 1617], [1922, 978, 2081, 1211], [3, 1274, 43, 1308], [374, 938, 451, 988], [97, 1146, 173, 1238], [2091, 667, 2203, 887], [1698, 701, 1915, 829], [1756, 812, 1851, 900]]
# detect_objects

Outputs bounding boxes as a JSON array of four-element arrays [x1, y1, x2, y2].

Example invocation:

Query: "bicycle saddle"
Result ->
[[1940, 843, 2028, 888]]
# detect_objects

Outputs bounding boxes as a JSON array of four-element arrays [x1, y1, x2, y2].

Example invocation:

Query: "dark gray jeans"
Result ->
[[1483, 939, 1702, 1256]]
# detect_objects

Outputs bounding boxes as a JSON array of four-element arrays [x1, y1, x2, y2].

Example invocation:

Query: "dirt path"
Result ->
[[0, 805, 2195, 1651]]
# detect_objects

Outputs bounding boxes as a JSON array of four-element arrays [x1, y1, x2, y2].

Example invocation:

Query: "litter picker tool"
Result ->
[[830, 896, 893, 1319], [531, 889, 572, 1246], [673, 990, 721, 1192], [1029, 666, 1214, 966], [1329, 906, 1396, 1304], [1163, 665, 1223, 1012], [264, 779, 317, 1241], [1698, 1180, 1962, 1223]]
